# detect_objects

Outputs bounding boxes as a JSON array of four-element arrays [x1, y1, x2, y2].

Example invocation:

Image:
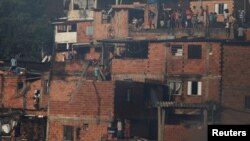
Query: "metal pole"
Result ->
[[161, 109, 166, 141], [203, 109, 208, 141], [157, 106, 162, 141]]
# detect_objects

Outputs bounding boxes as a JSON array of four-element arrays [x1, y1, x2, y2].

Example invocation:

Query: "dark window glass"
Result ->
[[245, 96, 250, 109], [63, 126, 74, 141], [188, 45, 202, 59], [191, 81, 198, 95]]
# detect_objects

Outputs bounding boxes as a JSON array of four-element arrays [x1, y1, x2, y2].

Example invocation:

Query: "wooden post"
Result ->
[[157, 106, 162, 141]]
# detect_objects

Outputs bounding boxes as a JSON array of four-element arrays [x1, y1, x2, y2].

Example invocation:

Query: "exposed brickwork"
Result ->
[[93, 11, 110, 40], [222, 45, 250, 124], [48, 80, 114, 141], [190, 0, 234, 22], [49, 80, 115, 117], [112, 59, 148, 74], [2, 75, 43, 110], [0, 75, 3, 105], [48, 119, 110, 141], [167, 42, 221, 75], [173, 79, 220, 104], [165, 125, 206, 141], [147, 43, 166, 74], [77, 21, 93, 43], [113, 9, 129, 38], [111, 42, 166, 82], [166, 42, 221, 105], [246, 28, 250, 41]]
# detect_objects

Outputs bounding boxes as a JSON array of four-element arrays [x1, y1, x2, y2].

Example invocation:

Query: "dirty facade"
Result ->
[[0, 0, 250, 141]]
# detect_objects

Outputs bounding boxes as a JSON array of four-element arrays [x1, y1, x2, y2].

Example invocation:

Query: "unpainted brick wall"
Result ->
[[113, 9, 129, 38], [112, 42, 166, 75], [48, 120, 110, 141], [190, 0, 234, 22], [0, 75, 3, 104], [167, 42, 221, 104], [77, 21, 93, 43], [166, 42, 221, 75], [49, 80, 115, 117], [93, 11, 110, 40], [222, 45, 250, 124], [165, 125, 206, 141], [2, 75, 43, 110], [173, 79, 220, 105]]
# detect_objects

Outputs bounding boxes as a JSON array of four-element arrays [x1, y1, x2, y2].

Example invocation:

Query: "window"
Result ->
[[215, 3, 228, 14], [17, 82, 24, 90], [102, 12, 111, 24], [169, 81, 182, 95], [171, 45, 183, 56], [63, 126, 74, 141], [57, 25, 67, 32], [187, 81, 202, 96], [188, 45, 202, 59], [56, 43, 67, 52], [68, 23, 77, 32], [126, 88, 132, 102], [86, 26, 93, 35], [245, 96, 250, 109], [115, 42, 148, 59]]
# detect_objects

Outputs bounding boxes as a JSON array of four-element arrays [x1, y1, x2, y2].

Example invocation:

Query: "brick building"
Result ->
[[0, 62, 50, 140], [0, 0, 250, 141]]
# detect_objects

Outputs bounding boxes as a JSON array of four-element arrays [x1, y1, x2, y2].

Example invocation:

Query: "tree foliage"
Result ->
[[0, 0, 54, 61]]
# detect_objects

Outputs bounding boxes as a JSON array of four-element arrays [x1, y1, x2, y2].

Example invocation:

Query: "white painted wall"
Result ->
[[55, 32, 77, 43]]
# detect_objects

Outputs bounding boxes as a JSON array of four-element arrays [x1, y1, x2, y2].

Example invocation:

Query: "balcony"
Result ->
[[129, 24, 237, 40]]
